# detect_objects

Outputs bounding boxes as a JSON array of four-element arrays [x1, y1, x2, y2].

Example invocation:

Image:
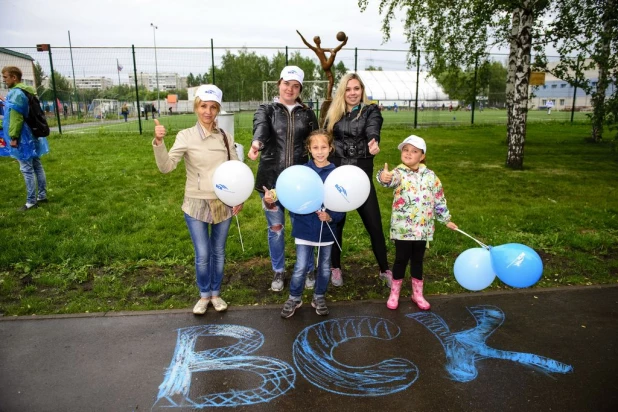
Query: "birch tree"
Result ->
[[540, 0, 618, 142], [359, 0, 553, 169]]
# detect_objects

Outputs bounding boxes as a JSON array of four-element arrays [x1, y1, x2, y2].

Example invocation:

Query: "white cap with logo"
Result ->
[[195, 84, 223, 104], [397, 135, 427, 154], [280, 66, 304, 85]]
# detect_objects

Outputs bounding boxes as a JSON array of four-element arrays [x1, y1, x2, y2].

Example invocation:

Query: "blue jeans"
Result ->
[[19, 157, 47, 205], [260, 193, 315, 274], [289, 244, 332, 299], [184, 213, 232, 298]]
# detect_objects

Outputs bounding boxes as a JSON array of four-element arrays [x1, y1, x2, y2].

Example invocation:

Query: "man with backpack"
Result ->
[[1, 66, 48, 211]]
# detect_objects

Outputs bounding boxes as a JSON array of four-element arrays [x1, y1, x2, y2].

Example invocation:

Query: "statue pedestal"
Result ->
[[319, 99, 332, 128]]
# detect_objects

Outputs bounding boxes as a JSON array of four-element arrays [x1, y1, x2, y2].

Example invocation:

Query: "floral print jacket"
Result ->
[[376, 163, 451, 241]]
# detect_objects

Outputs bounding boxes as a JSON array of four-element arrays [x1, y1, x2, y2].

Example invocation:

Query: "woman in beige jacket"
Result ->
[[153, 85, 242, 315]]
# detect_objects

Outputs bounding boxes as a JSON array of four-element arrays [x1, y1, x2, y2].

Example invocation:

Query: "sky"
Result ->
[[3, 0, 410, 51]]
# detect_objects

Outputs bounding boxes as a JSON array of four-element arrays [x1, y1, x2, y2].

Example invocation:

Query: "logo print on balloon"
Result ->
[[215, 183, 234, 193], [335, 184, 350, 203], [507, 252, 526, 268]]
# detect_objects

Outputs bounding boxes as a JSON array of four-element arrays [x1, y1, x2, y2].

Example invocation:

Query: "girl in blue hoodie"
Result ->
[[275, 129, 344, 318]]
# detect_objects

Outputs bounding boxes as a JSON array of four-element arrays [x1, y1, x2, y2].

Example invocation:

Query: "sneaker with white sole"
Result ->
[[211, 296, 228, 312], [379, 269, 393, 288], [281, 298, 302, 318], [192, 298, 209, 315], [331, 268, 343, 287], [271, 272, 285, 291], [305, 271, 316, 289], [311, 296, 329, 316]]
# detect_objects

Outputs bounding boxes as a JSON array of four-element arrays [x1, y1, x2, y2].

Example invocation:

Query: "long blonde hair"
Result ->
[[324, 73, 370, 133]]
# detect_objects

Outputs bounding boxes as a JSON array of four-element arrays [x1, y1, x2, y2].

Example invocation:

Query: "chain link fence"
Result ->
[[1, 44, 591, 135]]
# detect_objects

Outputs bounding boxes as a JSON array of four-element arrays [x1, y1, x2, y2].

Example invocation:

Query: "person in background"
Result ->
[[377, 135, 457, 311], [151, 104, 157, 119], [152, 84, 242, 315], [121, 103, 129, 122], [1, 66, 48, 211], [248, 66, 318, 293], [323, 72, 392, 288], [277, 129, 344, 318]]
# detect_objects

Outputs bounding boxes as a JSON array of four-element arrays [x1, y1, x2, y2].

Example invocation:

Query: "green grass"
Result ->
[[57, 108, 592, 135], [0, 119, 617, 316]]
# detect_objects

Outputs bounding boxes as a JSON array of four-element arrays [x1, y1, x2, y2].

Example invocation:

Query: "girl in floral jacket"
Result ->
[[377, 135, 457, 310]]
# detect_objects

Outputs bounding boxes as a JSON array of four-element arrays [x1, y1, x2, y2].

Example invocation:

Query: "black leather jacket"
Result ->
[[252, 102, 318, 191], [327, 104, 383, 169]]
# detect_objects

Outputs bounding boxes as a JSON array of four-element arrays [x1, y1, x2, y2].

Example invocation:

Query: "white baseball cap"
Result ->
[[195, 84, 223, 104], [280, 66, 304, 85], [397, 135, 427, 154]]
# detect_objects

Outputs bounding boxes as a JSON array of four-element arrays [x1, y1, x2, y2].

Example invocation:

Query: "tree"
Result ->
[[39, 72, 72, 103], [365, 65, 383, 70], [540, 0, 618, 142], [216, 49, 270, 101], [33, 61, 45, 94], [334, 61, 348, 88], [359, 0, 554, 169]]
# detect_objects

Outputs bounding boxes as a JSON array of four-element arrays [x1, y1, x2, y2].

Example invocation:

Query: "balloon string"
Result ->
[[455, 228, 489, 249], [317, 220, 323, 268], [235, 215, 245, 253], [325, 221, 342, 251]]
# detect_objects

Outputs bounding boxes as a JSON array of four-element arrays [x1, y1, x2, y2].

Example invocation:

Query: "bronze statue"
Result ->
[[296, 30, 348, 101]]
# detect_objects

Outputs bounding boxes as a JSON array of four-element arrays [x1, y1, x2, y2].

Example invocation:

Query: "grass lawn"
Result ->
[[1, 120, 616, 316], [56, 108, 592, 135]]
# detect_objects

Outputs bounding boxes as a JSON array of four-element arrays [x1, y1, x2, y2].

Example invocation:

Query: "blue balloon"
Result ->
[[490, 243, 543, 288], [275, 165, 324, 214], [453, 248, 496, 291]]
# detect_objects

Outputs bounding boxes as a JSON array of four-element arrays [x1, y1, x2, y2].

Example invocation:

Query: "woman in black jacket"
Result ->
[[248, 66, 318, 292], [324, 73, 392, 287]]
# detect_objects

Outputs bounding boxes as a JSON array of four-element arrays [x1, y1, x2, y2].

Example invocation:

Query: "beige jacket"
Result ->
[[153, 124, 238, 199]]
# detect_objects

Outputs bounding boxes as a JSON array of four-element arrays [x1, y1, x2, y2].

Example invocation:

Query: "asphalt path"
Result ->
[[1, 285, 616, 412]]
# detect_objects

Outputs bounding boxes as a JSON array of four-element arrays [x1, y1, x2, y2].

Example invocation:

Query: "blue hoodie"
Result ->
[[290, 160, 344, 243]]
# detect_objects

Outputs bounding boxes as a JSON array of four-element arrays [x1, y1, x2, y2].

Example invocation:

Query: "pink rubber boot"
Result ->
[[387, 279, 403, 310], [411, 278, 431, 310]]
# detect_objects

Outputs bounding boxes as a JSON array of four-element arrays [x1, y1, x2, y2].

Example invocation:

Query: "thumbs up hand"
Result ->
[[380, 163, 393, 184], [154, 119, 166, 145]]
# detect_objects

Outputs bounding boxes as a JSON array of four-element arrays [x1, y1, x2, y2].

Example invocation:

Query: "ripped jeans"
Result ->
[[260, 192, 314, 274]]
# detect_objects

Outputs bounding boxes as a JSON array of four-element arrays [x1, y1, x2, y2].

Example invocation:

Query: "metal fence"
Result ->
[[1, 44, 590, 134]]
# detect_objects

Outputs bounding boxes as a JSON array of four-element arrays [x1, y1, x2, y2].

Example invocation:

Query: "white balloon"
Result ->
[[212, 160, 255, 207], [323, 165, 370, 212]]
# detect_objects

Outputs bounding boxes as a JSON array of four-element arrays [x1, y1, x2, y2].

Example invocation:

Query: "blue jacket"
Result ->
[[0, 83, 42, 160], [290, 160, 344, 243]]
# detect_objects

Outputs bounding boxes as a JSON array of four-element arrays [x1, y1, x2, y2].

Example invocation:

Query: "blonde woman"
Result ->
[[153, 85, 242, 315], [324, 73, 391, 287]]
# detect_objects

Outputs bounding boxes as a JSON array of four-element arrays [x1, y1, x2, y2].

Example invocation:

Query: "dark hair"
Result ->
[[277, 78, 304, 104]]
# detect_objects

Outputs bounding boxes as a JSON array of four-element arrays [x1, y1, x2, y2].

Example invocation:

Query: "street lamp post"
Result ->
[[150, 23, 160, 115]]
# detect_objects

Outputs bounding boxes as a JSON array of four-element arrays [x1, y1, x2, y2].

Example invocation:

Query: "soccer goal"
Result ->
[[262, 80, 328, 106], [87, 99, 120, 121]]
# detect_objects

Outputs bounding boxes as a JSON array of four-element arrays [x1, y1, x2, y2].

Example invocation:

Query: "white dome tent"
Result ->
[[349, 71, 452, 109]]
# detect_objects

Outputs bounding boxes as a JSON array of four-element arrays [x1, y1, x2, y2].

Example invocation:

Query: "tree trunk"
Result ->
[[590, 0, 613, 142], [505, 5, 534, 170]]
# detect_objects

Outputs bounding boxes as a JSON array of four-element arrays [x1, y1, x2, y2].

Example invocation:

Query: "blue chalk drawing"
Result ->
[[293, 316, 419, 396], [407, 305, 574, 382], [153, 324, 296, 408]]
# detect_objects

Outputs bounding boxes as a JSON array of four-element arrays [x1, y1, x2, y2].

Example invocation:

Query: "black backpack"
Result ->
[[21, 90, 50, 138]]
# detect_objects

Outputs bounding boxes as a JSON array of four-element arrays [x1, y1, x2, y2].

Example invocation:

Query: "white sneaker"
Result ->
[[211, 296, 228, 312], [271, 272, 285, 292], [192, 298, 209, 315]]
